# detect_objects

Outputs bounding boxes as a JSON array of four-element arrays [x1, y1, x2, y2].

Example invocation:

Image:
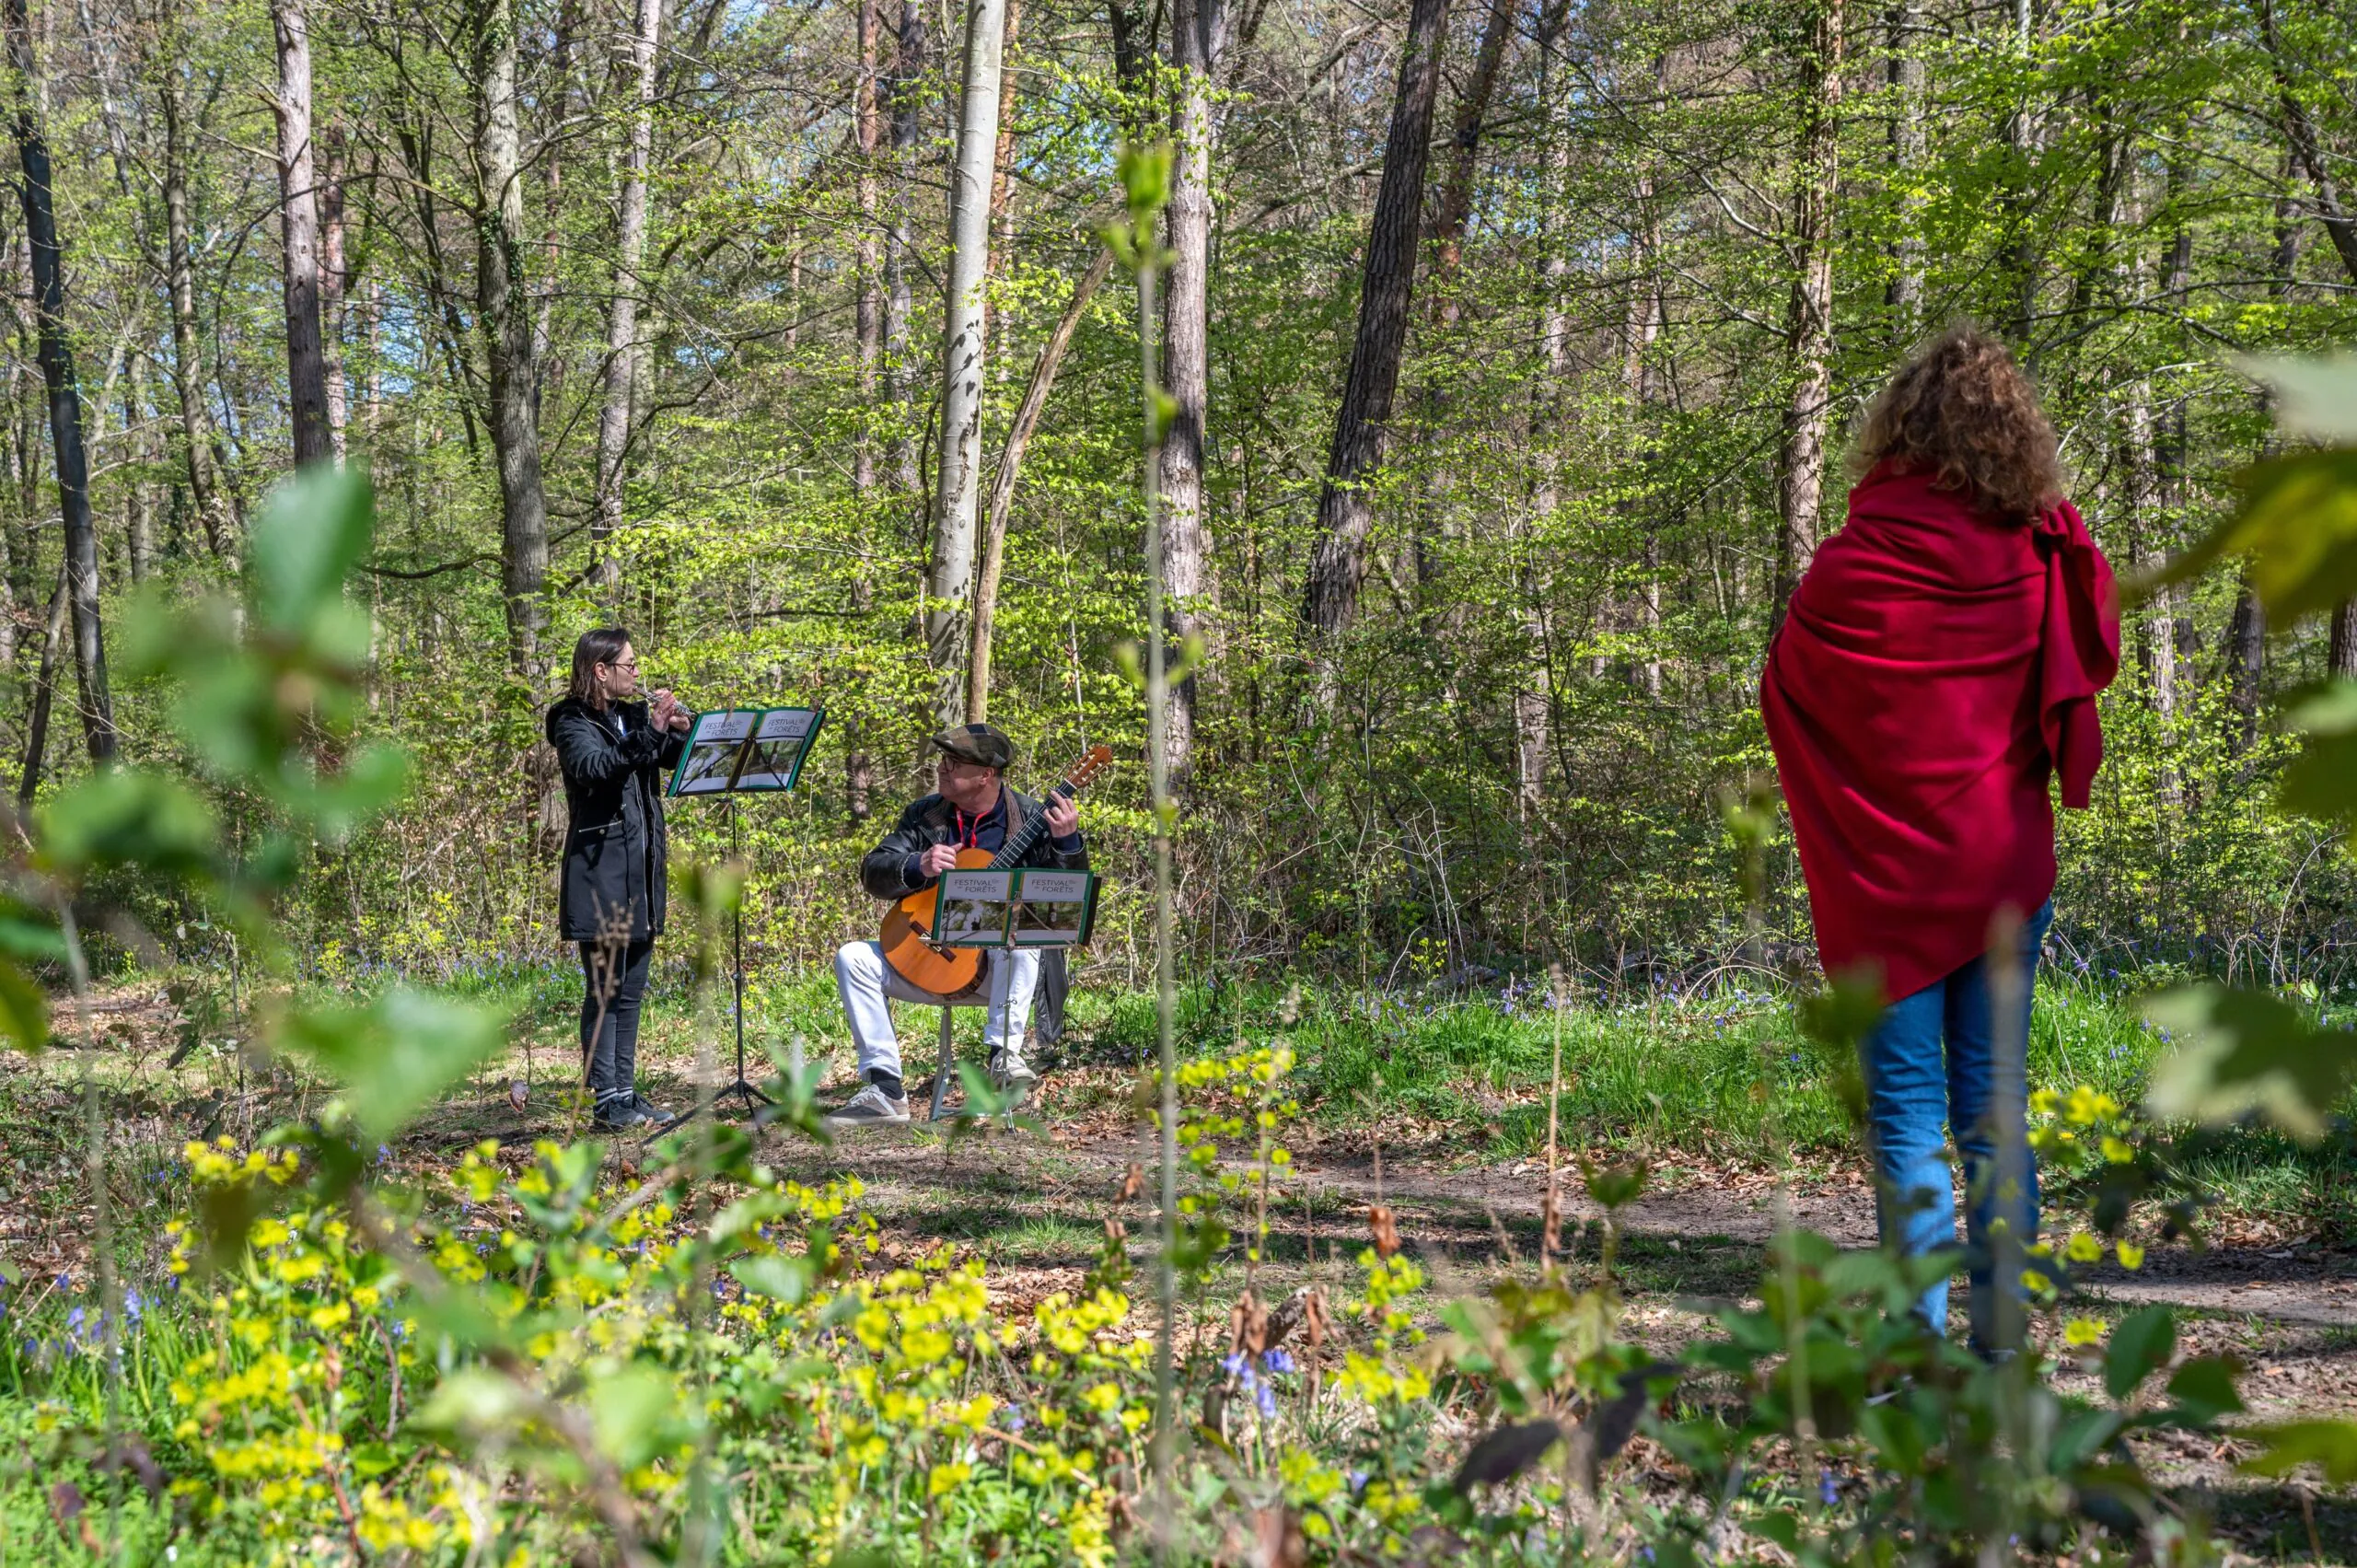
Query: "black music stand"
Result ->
[[714, 796, 773, 1114], [663, 704, 825, 1127]]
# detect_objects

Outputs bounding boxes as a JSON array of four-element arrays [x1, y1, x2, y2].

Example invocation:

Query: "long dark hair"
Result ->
[[568, 627, 633, 709], [1852, 325, 2064, 521]]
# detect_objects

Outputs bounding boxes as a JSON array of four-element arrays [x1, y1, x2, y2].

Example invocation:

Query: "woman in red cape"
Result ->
[[1761, 328, 2119, 1348]]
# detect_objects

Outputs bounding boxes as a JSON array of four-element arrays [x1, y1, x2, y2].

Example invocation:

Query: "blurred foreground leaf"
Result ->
[[0, 958, 48, 1052], [37, 770, 219, 880], [2242, 1420, 2357, 1486], [2147, 447, 2357, 622], [1797, 964, 1884, 1129], [2237, 354, 2357, 443], [2143, 985, 2357, 1142], [2276, 681, 2357, 848], [277, 988, 509, 1141]]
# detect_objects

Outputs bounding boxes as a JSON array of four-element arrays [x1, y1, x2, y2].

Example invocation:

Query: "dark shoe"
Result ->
[[823, 1082, 911, 1129], [593, 1094, 649, 1132], [631, 1092, 676, 1129]]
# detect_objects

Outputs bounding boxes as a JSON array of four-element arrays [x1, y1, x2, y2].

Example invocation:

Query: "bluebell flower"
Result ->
[[1349, 1469, 1369, 1493], [123, 1290, 143, 1324], [1221, 1351, 1248, 1377], [1255, 1381, 1277, 1419], [1263, 1348, 1295, 1375], [1820, 1469, 1838, 1506]]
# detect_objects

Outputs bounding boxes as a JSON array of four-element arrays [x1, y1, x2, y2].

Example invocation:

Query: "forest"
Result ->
[[0, 0, 2350, 1558]]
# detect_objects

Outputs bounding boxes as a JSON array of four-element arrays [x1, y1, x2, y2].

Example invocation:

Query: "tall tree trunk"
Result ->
[[17, 562, 64, 802], [986, 0, 1023, 306], [1770, 0, 1843, 633], [270, 0, 331, 467], [2151, 158, 2192, 745], [884, 0, 928, 511], [848, 0, 882, 821], [1299, 0, 1450, 645], [968, 249, 1111, 722], [159, 71, 232, 563], [361, 273, 384, 432], [2332, 603, 2357, 682], [1159, 0, 1227, 787], [1883, 0, 1923, 339], [2227, 568, 2264, 738], [1429, 0, 1511, 278], [1517, 0, 1572, 820], [532, 0, 580, 420], [125, 353, 152, 582], [319, 128, 347, 465], [592, 0, 663, 598], [855, 0, 881, 500], [2263, 0, 2357, 663], [2259, 0, 2357, 283], [2227, 175, 2303, 743], [6, 0, 114, 762], [925, 0, 1009, 725], [475, 0, 549, 679]]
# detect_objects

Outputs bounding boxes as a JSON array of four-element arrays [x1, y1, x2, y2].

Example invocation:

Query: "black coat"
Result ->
[[548, 696, 688, 944], [858, 788, 1089, 900]]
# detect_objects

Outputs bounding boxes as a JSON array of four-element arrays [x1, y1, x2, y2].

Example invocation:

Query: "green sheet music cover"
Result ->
[[927, 868, 1098, 948], [667, 706, 825, 796]]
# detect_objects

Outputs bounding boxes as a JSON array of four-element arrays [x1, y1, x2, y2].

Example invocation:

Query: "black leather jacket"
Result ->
[[858, 788, 1089, 900], [547, 696, 688, 943]]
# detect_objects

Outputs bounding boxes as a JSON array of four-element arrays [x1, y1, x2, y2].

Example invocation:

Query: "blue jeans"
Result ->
[[1860, 901, 2051, 1346]]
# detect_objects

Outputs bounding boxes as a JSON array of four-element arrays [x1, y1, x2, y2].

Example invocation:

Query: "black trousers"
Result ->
[[580, 938, 653, 1106]]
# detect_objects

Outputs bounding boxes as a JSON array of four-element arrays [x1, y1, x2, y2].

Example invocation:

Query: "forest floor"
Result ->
[[7, 980, 2356, 1559]]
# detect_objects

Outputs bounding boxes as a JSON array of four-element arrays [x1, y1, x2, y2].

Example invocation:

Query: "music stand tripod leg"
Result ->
[[929, 1006, 955, 1122]]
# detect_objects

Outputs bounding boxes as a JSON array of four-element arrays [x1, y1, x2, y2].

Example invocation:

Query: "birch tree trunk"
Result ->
[[1299, 0, 1449, 645], [1159, 0, 1227, 788], [270, 0, 331, 467], [474, 0, 550, 679], [591, 0, 664, 598], [160, 68, 232, 562], [1770, 0, 1842, 632], [925, 0, 1009, 725], [1884, 0, 1923, 340], [5, 0, 114, 762]]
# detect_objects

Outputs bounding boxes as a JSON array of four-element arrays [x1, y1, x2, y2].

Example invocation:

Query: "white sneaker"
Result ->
[[823, 1082, 911, 1129], [989, 1049, 1039, 1102]]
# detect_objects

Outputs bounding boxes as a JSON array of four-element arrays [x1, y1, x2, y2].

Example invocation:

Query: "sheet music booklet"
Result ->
[[668, 705, 825, 796], [929, 868, 1098, 948]]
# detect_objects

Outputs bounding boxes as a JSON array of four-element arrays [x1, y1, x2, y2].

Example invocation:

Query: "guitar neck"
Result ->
[[985, 781, 1075, 871]]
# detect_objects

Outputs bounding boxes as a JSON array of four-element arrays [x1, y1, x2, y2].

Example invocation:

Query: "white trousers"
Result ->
[[833, 940, 1039, 1082]]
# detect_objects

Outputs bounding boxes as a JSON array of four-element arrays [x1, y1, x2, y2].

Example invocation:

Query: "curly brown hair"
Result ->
[[1852, 325, 2064, 521]]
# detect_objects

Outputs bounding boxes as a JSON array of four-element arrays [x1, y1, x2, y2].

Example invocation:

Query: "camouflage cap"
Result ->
[[929, 722, 1014, 770]]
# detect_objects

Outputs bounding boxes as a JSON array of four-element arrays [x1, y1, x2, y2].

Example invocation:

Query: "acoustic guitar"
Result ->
[[878, 745, 1114, 998]]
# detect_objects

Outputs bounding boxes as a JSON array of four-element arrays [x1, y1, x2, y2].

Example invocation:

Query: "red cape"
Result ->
[[1760, 462, 2119, 1002]]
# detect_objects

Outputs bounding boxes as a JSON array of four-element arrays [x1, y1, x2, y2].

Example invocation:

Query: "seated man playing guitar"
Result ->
[[826, 723, 1088, 1127]]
